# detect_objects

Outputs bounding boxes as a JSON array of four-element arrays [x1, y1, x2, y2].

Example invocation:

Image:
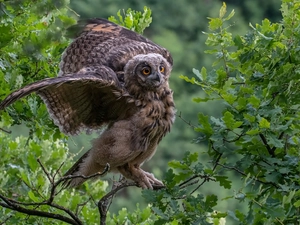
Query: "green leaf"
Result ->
[[205, 194, 218, 208], [223, 111, 235, 129], [184, 151, 199, 164], [140, 206, 151, 222], [244, 113, 256, 123], [193, 97, 211, 103], [294, 200, 300, 207], [267, 133, 284, 148], [248, 95, 260, 108], [195, 113, 213, 135], [246, 128, 260, 135], [169, 220, 179, 225], [152, 207, 169, 220], [219, 2, 227, 19], [224, 9, 235, 21], [214, 175, 232, 189], [179, 75, 196, 84], [27, 153, 38, 171], [193, 68, 203, 81], [168, 160, 188, 170], [265, 205, 285, 219], [222, 93, 237, 105], [208, 18, 223, 31], [164, 169, 176, 187], [201, 67, 207, 81], [28, 190, 39, 202], [282, 190, 295, 206], [259, 117, 270, 129], [236, 97, 247, 111]]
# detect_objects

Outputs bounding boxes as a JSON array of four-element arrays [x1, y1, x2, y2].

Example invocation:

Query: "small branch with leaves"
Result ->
[[0, 158, 145, 225]]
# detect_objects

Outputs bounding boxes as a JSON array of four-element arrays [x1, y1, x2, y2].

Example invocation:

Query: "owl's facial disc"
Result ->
[[124, 53, 171, 90], [141, 65, 162, 82], [136, 63, 164, 88]]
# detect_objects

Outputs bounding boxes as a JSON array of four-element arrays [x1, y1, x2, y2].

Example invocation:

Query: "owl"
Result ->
[[0, 18, 175, 189]]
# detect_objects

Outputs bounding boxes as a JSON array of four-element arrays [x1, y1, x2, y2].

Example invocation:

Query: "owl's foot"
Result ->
[[142, 170, 165, 189], [118, 165, 165, 189]]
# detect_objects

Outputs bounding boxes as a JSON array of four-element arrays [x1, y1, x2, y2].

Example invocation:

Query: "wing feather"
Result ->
[[0, 66, 136, 135]]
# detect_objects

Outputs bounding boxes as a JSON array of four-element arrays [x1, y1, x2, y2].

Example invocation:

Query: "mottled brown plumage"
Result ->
[[0, 18, 175, 189]]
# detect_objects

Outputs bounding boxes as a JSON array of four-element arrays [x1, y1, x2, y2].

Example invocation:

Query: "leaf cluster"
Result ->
[[175, 1, 300, 224], [0, 0, 75, 139], [108, 6, 152, 34]]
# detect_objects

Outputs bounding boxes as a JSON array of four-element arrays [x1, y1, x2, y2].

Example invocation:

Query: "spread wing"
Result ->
[[59, 18, 173, 76], [0, 66, 136, 135]]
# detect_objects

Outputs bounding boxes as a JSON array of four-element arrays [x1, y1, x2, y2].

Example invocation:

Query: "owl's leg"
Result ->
[[64, 120, 164, 189], [63, 149, 107, 187], [117, 164, 164, 189]]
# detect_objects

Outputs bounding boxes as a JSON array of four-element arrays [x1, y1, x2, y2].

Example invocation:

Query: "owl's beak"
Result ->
[[150, 73, 161, 82]]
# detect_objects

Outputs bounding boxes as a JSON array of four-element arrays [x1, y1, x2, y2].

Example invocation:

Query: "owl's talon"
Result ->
[[139, 170, 164, 189]]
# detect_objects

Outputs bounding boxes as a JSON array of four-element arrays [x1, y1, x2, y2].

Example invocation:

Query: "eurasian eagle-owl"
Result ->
[[0, 18, 175, 189]]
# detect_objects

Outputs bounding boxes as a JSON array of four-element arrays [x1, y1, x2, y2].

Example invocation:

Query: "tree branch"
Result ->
[[0, 200, 80, 225], [0, 127, 11, 134], [0, 159, 111, 225], [98, 178, 137, 225], [259, 133, 275, 157]]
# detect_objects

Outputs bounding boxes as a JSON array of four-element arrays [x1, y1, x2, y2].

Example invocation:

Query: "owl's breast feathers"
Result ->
[[132, 86, 175, 151]]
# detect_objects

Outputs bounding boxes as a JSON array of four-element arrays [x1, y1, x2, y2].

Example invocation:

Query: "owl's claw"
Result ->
[[138, 170, 165, 189], [118, 165, 165, 189]]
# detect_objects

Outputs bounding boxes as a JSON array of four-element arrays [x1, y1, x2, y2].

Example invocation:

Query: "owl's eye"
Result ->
[[159, 66, 165, 73], [141, 67, 151, 76]]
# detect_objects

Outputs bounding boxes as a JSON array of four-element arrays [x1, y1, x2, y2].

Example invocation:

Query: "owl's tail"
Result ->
[[62, 149, 107, 188]]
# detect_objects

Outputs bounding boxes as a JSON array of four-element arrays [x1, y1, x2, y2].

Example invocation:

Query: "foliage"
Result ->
[[108, 6, 152, 34], [1, 0, 300, 224], [143, 1, 300, 224], [0, 0, 74, 139]]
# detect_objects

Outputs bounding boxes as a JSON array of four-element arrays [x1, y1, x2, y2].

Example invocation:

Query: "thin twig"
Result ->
[[179, 179, 199, 189], [53, 162, 65, 180], [37, 158, 53, 183], [212, 153, 223, 171], [179, 175, 199, 188], [259, 134, 275, 157], [190, 179, 208, 195], [48, 202, 83, 225], [0, 215, 12, 225], [177, 112, 196, 128], [59, 163, 110, 188], [0, 127, 11, 134], [75, 197, 92, 216], [216, 163, 279, 188]]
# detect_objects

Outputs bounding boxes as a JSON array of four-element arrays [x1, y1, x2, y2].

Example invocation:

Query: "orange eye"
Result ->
[[142, 67, 151, 76], [159, 66, 165, 73]]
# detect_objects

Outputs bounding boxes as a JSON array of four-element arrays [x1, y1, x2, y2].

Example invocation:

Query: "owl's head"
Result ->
[[124, 53, 172, 91]]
